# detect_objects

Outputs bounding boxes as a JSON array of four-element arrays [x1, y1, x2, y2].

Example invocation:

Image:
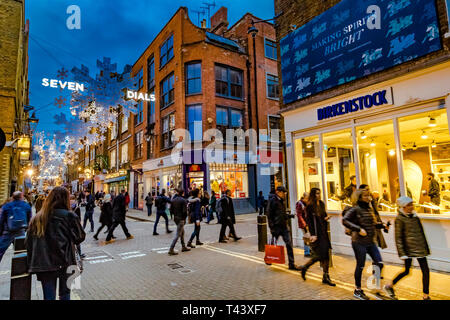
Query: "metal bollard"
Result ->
[[257, 215, 268, 252], [10, 235, 31, 300]]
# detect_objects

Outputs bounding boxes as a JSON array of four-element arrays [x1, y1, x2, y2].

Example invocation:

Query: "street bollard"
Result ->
[[257, 215, 267, 252], [10, 235, 31, 300]]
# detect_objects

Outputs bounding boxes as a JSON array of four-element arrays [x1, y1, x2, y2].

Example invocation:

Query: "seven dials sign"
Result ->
[[0, 128, 5, 153]]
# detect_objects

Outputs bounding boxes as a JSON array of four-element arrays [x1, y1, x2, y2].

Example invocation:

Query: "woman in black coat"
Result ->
[[93, 194, 113, 240], [300, 187, 335, 286]]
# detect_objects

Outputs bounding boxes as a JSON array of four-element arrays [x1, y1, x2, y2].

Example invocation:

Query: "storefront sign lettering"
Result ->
[[126, 90, 155, 102], [317, 90, 389, 121]]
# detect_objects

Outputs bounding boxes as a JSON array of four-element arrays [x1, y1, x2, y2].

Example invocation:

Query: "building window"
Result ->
[[134, 131, 143, 159], [216, 106, 243, 143], [134, 101, 143, 126], [266, 74, 279, 99], [187, 104, 202, 141], [147, 137, 155, 159], [186, 62, 202, 95], [160, 34, 174, 68], [90, 147, 95, 161], [121, 143, 128, 164], [264, 38, 277, 60], [210, 164, 249, 198], [161, 73, 175, 109], [162, 113, 176, 149], [110, 149, 116, 169], [148, 56, 155, 89], [268, 115, 281, 142], [148, 89, 155, 125], [136, 68, 143, 89], [215, 64, 243, 99], [121, 114, 128, 133], [110, 121, 117, 141]]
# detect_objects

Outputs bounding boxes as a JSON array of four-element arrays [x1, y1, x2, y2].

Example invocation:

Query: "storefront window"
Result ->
[[295, 136, 323, 197], [323, 129, 356, 210], [210, 164, 248, 198], [357, 120, 398, 212], [399, 109, 450, 215]]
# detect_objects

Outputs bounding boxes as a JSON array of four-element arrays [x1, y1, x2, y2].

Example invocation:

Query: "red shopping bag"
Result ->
[[264, 238, 285, 265]]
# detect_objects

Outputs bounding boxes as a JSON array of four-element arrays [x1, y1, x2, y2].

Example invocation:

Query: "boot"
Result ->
[[196, 240, 204, 245], [181, 246, 191, 252], [168, 249, 178, 256], [322, 273, 336, 287], [166, 229, 173, 234], [187, 241, 196, 248]]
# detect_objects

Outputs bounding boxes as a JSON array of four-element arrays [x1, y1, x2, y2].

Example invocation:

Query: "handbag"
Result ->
[[303, 214, 318, 246], [264, 237, 285, 265]]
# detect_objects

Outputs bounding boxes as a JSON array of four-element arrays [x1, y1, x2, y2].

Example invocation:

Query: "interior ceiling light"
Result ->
[[306, 142, 312, 149], [432, 140, 437, 148], [365, 152, 370, 157], [421, 130, 428, 139], [428, 117, 437, 127], [360, 130, 367, 139], [412, 142, 418, 150], [389, 149, 396, 156], [370, 139, 376, 147]]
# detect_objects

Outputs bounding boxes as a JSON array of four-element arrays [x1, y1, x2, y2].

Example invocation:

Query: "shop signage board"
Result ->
[[280, 0, 441, 104]]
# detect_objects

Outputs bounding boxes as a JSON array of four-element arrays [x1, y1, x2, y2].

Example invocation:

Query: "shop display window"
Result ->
[[294, 136, 323, 197], [210, 164, 248, 198], [357, 120, 398, 213], [323, 129, 356, 211], [399, 109, 450, 215]]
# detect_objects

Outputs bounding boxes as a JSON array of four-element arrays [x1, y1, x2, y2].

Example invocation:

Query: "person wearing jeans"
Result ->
[[343, 189, 386, 300], [153, 189, 172, 235], [384, 196, 431, 300], [187, 189, 202, 248], [168, 189, 190, 255], [83, 191, 95, 232], [38, 270, 70, 300], [295, 192, 311, 257]]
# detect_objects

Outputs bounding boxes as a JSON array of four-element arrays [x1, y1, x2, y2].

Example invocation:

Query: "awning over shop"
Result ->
[[104, 175, 127, 184]]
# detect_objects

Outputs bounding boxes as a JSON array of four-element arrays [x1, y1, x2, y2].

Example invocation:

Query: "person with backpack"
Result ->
[[145, 192, 154, 217], [383, 196, 431, 300], [300, 187, 336, 286], [93, 194, 114, 241], [82, 190, 95, 233], [168, 189, 191, 255], [296, 192, 311, 257], [26, 187, 85, 300], [186, 189, 202, 248], [343, 188, 385, 300], [0, 192, 32, 263], [153, 189, 172, 236]]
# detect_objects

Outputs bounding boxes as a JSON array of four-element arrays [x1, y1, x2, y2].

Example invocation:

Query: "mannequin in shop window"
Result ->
[[339, 175, 357, 202]]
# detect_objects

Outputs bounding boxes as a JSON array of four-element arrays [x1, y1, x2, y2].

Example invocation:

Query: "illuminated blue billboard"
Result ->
[[280, 0, 441, 105]]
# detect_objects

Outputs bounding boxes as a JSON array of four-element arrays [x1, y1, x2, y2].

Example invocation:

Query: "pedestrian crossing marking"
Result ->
[[88, 258, 113, 264], [84, 255, 108, 260], [121, 253, 146, 260], [118, 251, 141, 256]]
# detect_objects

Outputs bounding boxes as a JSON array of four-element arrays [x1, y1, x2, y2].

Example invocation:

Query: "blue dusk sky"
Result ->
[[25, 0, 275, 140]]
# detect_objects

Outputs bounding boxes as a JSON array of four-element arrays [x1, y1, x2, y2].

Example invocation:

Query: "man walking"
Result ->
[[168, 189, 190, 255], [218, 190, 241, 243], [145, 192, 154, 217], [83, 190, 95, 232], [153, 189, 172, 235], [0, 191, 32, 262], [266, 186, 300, 270], [105, 189, 133, 244]]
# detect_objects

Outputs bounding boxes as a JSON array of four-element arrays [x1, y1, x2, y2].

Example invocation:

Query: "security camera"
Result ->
[[290, 24, 297, 31]]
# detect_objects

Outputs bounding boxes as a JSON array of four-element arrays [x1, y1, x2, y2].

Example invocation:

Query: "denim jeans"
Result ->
[[301, 229, 311, 255], [272, 228, 295, 267], [0, 230, 25, 263], [37, 270, 70, 300], [153, 211, 169, 233], [170, 220, 186, 250], [189, 223, 201, 243], [351, 242, 383, 288], [207, 207, 216, 223], [146, 204, 153, 216], [83, 210, 94, 231]]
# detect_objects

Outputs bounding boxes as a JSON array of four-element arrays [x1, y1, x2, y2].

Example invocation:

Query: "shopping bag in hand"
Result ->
[[264, 238, 285, 265]]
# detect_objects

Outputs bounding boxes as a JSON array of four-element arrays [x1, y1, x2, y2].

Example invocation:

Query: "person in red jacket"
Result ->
[[124, 192, 130, 209], [296, 192, 310, 257]]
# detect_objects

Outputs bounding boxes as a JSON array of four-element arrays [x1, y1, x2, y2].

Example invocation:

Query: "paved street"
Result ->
[[0, 207, 449, 300]]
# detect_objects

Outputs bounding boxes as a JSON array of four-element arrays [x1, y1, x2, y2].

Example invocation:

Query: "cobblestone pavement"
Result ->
[[0, 207, 449, 300]]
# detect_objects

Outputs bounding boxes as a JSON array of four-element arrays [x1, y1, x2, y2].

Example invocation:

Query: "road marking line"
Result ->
[[84, 255, 108, 260], [118, 251, 141, 256], [121, 254, 146, 259], [88, 258, 113, 264], [152, 247, 170, 251], [157, 250, 169, 254]]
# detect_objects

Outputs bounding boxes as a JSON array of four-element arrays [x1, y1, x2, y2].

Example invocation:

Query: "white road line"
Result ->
[[152, 247, 170, 251], [156, 250, 169, 254], [88, 258, 114, 264], [84, 255, 108, 260], [118, 251, 141, 256], [121, 254, 146, 260]]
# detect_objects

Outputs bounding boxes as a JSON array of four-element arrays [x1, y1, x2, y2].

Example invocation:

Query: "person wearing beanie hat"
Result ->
[[383, 197, 431, 300]]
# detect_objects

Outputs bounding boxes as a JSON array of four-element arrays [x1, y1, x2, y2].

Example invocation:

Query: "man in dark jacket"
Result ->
[[153, 189, 172, 235], [218, 190, 241, 243], [266, 186, 299, 270], [0, 191, 32, 262], [168, 189, 190, 255], [256, 191, 265, 215], [83, 190, 95, 232], [105, 190, 133, 243], [340, 175, 357, 202]]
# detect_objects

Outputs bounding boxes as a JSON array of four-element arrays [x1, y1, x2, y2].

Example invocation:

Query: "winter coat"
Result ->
[[188, 197, 202, 222], [100, 201, 113, 226], [209, 196, 216, 211], [145, 195, 153, 206], [217, 196, 236, 224], [306, 201, 331, 260], [155, 195, 171, 213], [267, 195, 290, 232], [372, 202, 387, 249], [256, 195, 265, 208], [112, 193, 127, 223], [26, 209, 85, 273], [340, 183, 356, 200], [428, 179, 440, 205], [295, 200, 308, 230], [343, 201, 384, 246], [85, 194, 95, 212], [171, 195, 188, 224], [395, 211, 430, 258]]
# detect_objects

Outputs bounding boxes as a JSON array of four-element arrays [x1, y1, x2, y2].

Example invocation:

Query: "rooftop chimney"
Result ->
[[201, 19, 207, 29], [210, 7, 228, 31]]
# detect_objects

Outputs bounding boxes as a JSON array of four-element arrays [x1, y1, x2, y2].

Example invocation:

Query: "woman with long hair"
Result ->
[[300, 187, 336, 286], [93, 193, 113, 241], [26, 187, 85, 300]]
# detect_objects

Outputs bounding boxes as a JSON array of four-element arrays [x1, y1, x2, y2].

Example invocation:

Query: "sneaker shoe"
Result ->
[[127, 235, 134, 240], [354, 289, 370, 300], [167, 230, 173, 234], [234, 237, 242, 241], [219, 239, 227, 243], [93, 235, 98, 241], [383, 285, 397, 300], [196, 241, 204, 246], [181, 247, 191, 252], [153, 232, 159, 236], [168, 250, 178, 256], [187, 242, 196, 248], [104, 239, 115, 245]]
